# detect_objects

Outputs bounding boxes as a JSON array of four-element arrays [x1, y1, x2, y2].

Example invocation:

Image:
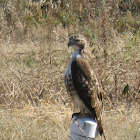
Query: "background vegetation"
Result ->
[[0, 0, 139, 139]]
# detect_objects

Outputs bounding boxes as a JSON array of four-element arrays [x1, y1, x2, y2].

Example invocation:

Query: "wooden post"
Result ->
[[69, 114, 98, 140]]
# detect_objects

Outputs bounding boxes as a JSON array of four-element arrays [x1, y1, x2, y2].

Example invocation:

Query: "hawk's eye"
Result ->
[[69, 36, 74, 41]]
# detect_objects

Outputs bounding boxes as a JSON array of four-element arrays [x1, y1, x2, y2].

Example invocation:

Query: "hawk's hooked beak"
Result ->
[[68, 42, 70, 48], [68, 37, 75, 48]]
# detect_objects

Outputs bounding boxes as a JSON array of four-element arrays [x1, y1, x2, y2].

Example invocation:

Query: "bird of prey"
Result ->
[[65, 34, 106, 139]]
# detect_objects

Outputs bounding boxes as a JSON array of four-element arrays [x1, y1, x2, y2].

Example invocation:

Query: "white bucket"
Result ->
[[69, 114, 98, 140]]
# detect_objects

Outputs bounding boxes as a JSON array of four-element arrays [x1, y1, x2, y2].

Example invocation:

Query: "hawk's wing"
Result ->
[[76, 54, 104, 135]]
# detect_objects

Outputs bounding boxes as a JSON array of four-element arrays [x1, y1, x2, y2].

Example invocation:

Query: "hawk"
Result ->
[[65, 35, 106, 139]]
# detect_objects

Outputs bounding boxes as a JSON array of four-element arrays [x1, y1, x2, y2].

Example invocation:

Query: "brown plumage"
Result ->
[[65, 35, 106, 139]]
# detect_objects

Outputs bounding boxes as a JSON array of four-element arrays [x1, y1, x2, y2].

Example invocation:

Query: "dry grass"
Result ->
[[0, 101, 72, 140], [0, 35, 73, 140], [0, 103, 139, 140], [0, 33, 139, 139], [0, 0, 140, 140]]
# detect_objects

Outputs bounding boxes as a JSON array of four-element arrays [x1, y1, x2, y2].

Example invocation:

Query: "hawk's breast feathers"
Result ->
[[65, 50, 103, 113]]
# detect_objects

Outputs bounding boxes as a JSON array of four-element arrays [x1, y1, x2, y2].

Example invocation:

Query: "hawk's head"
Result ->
[[68, 35, 87, 51]]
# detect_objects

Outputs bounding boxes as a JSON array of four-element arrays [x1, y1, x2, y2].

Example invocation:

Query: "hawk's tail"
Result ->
[[98, 121, 107, 140], [91, 110, 107, 140]]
